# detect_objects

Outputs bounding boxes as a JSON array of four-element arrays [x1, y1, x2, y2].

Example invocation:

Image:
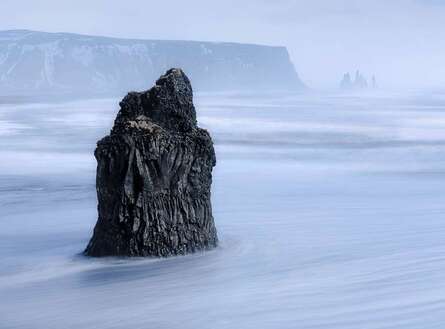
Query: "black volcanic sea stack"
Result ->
[[84, 68, 218, 257]]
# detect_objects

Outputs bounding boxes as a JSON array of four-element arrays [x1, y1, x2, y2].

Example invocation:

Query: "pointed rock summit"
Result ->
[[85, 68, 218, 257]]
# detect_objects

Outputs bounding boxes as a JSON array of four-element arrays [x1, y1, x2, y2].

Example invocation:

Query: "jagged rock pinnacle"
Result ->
[[84, 68, 218, 257]]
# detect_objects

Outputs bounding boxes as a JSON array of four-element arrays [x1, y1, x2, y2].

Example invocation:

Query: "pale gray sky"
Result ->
[[0, 0, 444, 89]]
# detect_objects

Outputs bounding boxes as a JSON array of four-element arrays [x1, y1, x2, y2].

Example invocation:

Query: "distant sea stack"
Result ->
[[340, 70, 376, 90], [84, 68, 218, 257], [0, 30, 304, 95]]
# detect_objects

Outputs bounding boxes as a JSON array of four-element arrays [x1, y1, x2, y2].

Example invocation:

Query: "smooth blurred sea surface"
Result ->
[[1, 91, 445, 329]]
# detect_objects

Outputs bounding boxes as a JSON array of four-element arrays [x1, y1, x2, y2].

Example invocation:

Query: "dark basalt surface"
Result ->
[[84, 68, 218, 257]]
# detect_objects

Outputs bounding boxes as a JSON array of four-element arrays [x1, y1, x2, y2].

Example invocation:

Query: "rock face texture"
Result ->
[[84, 68, 218, 257]]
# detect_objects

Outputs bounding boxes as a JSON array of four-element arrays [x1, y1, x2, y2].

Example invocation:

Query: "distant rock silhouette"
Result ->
[[84, 68, 218, 257], [354, 70, 368, 89], [371, 75, 377, 89], [340, 70, 376, 90], [340, 73, 353, 89]]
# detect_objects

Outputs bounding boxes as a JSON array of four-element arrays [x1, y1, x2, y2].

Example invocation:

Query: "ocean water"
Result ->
[[1, 92, 445, 329]]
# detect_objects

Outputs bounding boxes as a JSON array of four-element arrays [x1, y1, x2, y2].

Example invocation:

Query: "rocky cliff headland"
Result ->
[[0, 30, 304, 95]]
